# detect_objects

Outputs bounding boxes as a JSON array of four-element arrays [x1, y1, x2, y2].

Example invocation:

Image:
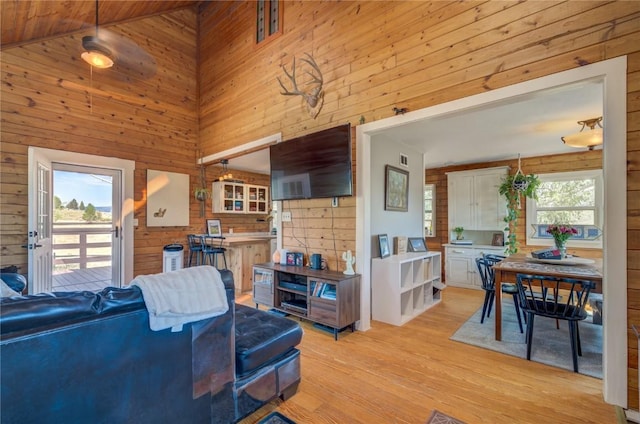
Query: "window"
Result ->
[[424, 184, 435, 237], [256, 0, 283, 44], [526, 170, 603, 248]]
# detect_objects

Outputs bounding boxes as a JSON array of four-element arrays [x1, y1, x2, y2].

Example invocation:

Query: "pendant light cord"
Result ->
[[89, 65, 93, 114]]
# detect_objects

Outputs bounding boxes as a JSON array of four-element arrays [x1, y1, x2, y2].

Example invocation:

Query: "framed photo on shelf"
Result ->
[[491, 232, 504, 246], [206, 219, 222, 236], [384, 165, 409, 212], [408, 237, 428, 252], [378, 234, 391, 258]]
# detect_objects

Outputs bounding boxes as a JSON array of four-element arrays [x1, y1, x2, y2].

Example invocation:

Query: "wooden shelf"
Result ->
[[372, 252, 443, 326], [252, 263, 360, 340]]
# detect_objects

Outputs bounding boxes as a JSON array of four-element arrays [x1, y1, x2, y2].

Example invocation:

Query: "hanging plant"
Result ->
[[194, 187, 210, 201], [195, 151, 209, 217], [498, 156, 541, 255]]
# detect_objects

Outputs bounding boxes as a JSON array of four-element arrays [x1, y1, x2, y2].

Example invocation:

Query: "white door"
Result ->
[[27, 148, 53, 294]]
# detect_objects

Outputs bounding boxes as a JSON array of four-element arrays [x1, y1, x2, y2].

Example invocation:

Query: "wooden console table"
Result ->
[[252, 263, 360, 340], [492, 255, 603, 341]]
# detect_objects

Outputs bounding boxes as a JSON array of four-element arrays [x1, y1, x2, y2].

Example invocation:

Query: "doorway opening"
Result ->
[[28, 147, 135, 294], [51, 164, 121, 291], [356, 57, 627, 406]]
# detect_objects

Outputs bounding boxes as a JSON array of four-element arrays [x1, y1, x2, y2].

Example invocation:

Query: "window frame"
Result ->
[[525, 169, 603, 248], [256, 0, 283, 46], [424, 184, 435, 237]]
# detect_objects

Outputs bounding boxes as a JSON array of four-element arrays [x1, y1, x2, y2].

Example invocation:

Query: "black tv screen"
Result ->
[[270, 123, 353, 201]]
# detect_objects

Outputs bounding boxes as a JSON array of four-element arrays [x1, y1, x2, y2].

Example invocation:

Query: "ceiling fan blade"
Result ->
[[99, 28, 157, 79]]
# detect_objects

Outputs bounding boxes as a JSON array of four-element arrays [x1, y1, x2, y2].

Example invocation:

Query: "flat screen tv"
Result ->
[[270, 123, 353, 201]]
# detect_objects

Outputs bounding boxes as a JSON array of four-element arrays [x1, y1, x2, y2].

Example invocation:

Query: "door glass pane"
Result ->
[[37, 164, 50, 239]]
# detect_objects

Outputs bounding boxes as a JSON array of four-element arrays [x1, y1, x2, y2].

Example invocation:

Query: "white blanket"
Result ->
[[130, 266, 229, 332]]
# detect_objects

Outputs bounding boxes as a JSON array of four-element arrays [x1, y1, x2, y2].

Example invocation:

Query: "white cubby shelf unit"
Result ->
[[371, 251, 443, 326]]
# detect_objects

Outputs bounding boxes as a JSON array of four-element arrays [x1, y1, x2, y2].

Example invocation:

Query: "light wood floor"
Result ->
[[237, 287, 617, 424]]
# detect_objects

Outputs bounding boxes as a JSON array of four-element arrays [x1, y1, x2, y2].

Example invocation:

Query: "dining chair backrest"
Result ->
[[515, 274, 595, 321], [187, 234, 203, 250], [483, 253, 506, 262], [475, 257, 497, 292], [201, 235, 226, 252]]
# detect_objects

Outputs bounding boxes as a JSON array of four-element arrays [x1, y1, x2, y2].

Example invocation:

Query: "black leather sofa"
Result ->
[[0, 269, 302, 424]]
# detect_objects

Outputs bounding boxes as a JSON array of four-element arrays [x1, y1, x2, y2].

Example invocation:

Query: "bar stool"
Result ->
[[201, 235, 228, 269], [187, 234, 204, 267]]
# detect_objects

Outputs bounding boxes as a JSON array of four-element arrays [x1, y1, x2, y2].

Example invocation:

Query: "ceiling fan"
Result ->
[[80, 0, 156, 79]]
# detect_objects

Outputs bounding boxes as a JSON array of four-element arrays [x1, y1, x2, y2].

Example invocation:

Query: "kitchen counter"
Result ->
[[221, 233, 275, 246], [215, 234, 275, 293], [443, 243, 503, 249]]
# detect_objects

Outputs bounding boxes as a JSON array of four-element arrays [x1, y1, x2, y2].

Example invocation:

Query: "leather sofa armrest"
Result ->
[[1, 273, 26, 294]]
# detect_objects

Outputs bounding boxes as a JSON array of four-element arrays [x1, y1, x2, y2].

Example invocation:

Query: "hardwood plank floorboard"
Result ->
[[237, 287, 616, 424]]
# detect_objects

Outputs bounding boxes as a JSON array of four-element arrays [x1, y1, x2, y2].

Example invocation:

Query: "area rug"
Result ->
[[426, 409, 466, 424], [450, 298, 602, 378], [257, 411, 296, 424]]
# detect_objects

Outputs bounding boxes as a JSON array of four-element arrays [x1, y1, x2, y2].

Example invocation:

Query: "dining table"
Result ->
[[491, 254, 603, 341]]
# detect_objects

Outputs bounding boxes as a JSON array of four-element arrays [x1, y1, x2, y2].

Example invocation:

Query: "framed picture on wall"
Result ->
[[206, 219, 222, 236], [378, 234, 391, 258], [385, 165, 409, 212]]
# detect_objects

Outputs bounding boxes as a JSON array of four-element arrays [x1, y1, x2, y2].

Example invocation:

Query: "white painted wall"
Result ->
[[369, 138, 424, 257]]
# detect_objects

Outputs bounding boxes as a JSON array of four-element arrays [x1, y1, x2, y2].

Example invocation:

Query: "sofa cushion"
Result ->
[[234, 304, 303, 377], [0, 286, 145, 336]]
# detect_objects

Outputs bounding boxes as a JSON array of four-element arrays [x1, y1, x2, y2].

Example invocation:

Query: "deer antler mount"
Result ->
[[277, 53, 324, 119]]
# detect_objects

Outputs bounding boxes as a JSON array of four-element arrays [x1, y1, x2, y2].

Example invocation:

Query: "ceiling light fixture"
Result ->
[[218, 159, 233, 181], [81, 0, 114, 69], [561, 116, 603, 150]]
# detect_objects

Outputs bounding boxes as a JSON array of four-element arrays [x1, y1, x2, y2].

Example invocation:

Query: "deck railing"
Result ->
[[52, 223, 112, 271]]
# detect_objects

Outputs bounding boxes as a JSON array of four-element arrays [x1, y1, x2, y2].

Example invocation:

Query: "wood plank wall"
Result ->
[[0, 6, 271, 274], [0, 9, 208, 277], [197, 1, 640, 409]]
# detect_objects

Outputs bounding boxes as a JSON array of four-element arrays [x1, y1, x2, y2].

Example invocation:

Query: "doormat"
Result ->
[[257, 411, 296, 424], [426, 410, 466, 424]]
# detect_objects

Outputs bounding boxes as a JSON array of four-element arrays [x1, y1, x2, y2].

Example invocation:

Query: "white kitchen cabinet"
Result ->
[[212, 181, 269, 214], [444, 245, 505, 289], [447, 167, 508, 231]]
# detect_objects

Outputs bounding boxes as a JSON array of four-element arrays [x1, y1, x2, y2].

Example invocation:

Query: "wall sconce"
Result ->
[[561, 117, 603, 150]]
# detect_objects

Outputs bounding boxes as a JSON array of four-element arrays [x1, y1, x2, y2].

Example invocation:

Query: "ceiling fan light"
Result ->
[[81, 35, 114, 69], [561, 117, 603, 150], [81, 51, 113, 68]]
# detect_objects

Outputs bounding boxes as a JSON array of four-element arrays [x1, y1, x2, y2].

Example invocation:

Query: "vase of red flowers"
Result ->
[[547, 224, 578, 258]]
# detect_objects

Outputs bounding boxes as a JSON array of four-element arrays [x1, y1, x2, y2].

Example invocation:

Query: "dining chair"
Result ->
[[515, 274, 595, 373], [187, 234, 204, 267], [201, 235, 228, 269], [485, 253, 563, 329], [475, 256, 524, 333]]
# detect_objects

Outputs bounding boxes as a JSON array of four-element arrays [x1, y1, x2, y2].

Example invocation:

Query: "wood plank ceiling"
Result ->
[[1, 0, 201, 48]]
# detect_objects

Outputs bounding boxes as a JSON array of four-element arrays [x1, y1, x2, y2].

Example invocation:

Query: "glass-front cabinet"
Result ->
[[247, 185, 268, 213], [213, 182, 269, 214]]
